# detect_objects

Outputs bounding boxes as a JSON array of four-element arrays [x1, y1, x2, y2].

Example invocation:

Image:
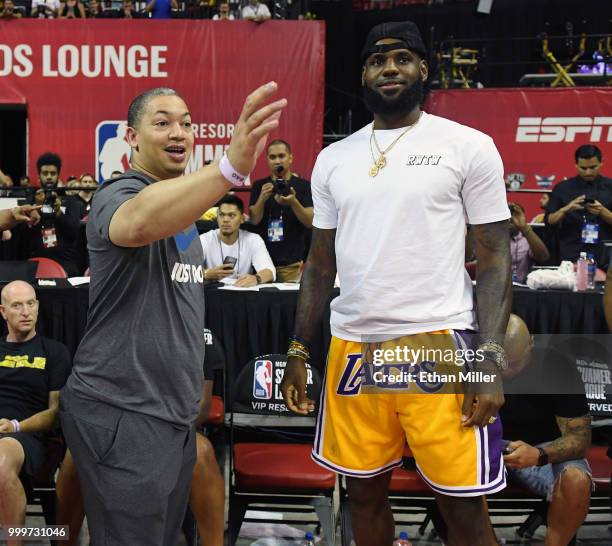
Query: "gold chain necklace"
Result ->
[[369, 111, 423, 177]]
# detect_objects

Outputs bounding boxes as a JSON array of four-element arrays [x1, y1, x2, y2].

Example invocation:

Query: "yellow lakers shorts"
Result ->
[[312, 332, 506, 497]]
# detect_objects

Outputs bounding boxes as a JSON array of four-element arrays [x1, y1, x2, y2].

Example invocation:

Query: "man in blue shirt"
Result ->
[[145, 0, 176, 18]]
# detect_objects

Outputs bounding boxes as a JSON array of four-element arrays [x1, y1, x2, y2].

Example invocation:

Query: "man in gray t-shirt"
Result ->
[[60, 84, 286, 546]]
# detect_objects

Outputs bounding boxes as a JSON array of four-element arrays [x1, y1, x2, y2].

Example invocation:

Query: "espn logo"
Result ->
[[516, 117, 612, 143]]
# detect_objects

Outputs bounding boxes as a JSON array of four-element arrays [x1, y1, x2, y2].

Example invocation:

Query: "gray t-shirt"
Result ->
[[65, 170, 205, 427]]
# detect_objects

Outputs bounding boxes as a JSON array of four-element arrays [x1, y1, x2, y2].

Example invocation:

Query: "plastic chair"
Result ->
[[28, 257, 68, 278], [227, 354, 336, 546]]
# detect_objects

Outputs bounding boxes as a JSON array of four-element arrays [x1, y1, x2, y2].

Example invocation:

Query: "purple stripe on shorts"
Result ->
[[479, 427, 486, 485], [311, 450, 402, 478], [314, 361, 328, 454], [417, 463, 506, 496], [487, 417, 503, 483]]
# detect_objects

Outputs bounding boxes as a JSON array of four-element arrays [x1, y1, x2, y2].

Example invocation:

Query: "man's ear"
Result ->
[[0, 306, 6, 321], [361, 66, 366, 87], [420, 59, 429, 82], [126, 126, 139, 152]]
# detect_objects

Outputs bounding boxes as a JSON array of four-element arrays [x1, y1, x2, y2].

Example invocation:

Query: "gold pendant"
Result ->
[[369, 155, 386, 177]]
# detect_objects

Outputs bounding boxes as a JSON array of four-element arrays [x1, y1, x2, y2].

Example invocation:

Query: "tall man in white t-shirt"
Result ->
[[201, 194, 275, 287], [281, 21, 511, 546]]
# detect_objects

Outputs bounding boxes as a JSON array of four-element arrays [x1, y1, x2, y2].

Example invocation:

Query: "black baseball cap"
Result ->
[[361, 21, 427, 62]]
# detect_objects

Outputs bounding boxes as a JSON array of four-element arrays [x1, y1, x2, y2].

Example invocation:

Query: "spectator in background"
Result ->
[[65, 176, 79, 197], [509, 202, 550, 282], [86, 0, 101, 17], [0, 173, 14, 196], [0, 0, 22, 18], [110, 170, 123, 179], [12, 175, 32, 199], [120, 0, 138, 18], [0, 281, 72, 545], [31, 0, 59, 17], [200, 194, 275, 286], [18, 153, 81, 276], [531, 193, 549, 223], [58, 0, 85, 17], [0, 168, 9, 187], [501, 314, 592, 546], [241, 0, 270, 22], [73, 173, 97, 219], [547, 145, 612, 267], [212, 0, 233, 19], [146, 0, 177, 18], [249, 139, 313, 282]]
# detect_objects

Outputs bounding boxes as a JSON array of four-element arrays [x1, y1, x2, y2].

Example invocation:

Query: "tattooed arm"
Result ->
[[281, 227, 336, 414], [504, 415, 591, 468], [293, 227, 337, 341], [462, 220, 512, 427], [547, 414, 592, 462]]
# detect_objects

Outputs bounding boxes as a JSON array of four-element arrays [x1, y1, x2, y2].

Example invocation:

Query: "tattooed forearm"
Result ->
[[545, 415, 592, 463], [472, 220, 512, 340], [293, 227, 337, 343]]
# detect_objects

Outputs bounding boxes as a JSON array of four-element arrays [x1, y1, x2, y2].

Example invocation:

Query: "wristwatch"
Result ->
[[536, 447, 549, 466], [255, 274, 262, 285]]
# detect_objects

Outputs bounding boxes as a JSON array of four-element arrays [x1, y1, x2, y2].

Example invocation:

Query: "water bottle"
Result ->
[[574, 252, 588, 292], [587, 253, 596, 290], [302, 531, 315, 546], [393, 531, 413, 546]]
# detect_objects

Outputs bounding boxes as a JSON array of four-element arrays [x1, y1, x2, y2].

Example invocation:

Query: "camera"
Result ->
[[273, 165, 291, 196], [274, 178, 290, 196], [41, 189, 56, 215]]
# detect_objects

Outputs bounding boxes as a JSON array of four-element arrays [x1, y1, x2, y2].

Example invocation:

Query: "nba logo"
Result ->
[[95, 120, 132, 182], [253, 360, 273, 400]]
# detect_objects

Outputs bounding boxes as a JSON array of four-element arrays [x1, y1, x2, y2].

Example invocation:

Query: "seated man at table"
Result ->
[[200, 194, 275, 287], [501, 314, 592, 546], [509, 202, 550, 282], [0, 281, 71, 543], [56, 327, 226, 546]]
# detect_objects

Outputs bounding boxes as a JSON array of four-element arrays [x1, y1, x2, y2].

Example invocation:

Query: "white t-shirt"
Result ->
[[241, 2, 270, 19], [200, 228, 276, 281], [311, 111, 510, 341], [212, 13, 235, 19], [31, 0, 60, 12]]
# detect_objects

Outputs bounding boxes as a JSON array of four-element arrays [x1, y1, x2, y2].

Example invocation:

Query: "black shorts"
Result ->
[[2, 431, 47, 477], [60, 389, 196, 546]]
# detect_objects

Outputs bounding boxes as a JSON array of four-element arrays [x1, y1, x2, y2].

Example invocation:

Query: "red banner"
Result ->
[[426, 88, 612, 220], [0, 20, 325, 186]]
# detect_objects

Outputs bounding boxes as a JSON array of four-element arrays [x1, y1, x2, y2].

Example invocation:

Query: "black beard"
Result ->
[[362, 78, 424, 120]]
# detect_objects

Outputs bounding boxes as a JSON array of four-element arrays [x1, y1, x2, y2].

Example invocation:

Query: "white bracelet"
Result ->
[[219, 154, 247, 187], [10, 419, 19, 432]]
